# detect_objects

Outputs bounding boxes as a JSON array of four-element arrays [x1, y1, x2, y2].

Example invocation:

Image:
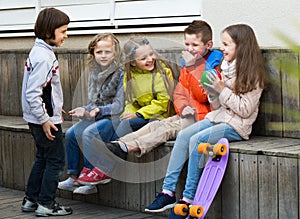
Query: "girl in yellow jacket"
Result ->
[[114, 37, 175, 141]]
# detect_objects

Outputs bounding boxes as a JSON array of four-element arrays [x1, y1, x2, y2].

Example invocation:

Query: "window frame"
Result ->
[[0, 0, 202, 37]]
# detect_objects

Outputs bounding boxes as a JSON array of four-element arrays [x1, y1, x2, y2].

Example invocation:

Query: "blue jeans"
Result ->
[[111, 117, 150, 140], [26, 123, 64, 207], [81, 117, 151, 174], [162, 119, 242, 199], [65, 119, 116, 175]]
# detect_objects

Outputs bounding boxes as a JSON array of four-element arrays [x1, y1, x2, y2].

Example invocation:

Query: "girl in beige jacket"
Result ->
[[146, 24, 267, 217]]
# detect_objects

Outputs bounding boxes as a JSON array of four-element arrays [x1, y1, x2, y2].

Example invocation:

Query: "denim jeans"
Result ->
[[111, 117, 150, 140], [65, 119, 116, 175], [162, 119, 242, 200], [26, 123, 64, 207]]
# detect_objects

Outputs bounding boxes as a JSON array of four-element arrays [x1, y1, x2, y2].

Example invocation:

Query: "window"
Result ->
[[0, 0, 202, 37]]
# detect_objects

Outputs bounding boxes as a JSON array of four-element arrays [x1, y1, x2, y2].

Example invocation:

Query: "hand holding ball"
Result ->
[[200, 69, 222, 90]]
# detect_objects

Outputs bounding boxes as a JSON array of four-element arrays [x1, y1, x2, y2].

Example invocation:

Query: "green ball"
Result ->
[[200, 69, 221, 87]]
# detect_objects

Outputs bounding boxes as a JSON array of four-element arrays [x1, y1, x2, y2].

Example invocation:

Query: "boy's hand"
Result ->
[[42, 120, 58, 141], [182, 51, 198, 66], [182, 106, 195, 117]]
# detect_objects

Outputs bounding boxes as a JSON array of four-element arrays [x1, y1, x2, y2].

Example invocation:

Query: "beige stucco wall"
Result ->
[[202, 0, 300, 49]]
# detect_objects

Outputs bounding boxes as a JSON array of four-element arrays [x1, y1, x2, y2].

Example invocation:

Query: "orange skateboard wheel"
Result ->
[[213, 143, 227, 156], [198, 143, 211, 154], [174, 203, 188, 216], [189, 205, 204, 218]]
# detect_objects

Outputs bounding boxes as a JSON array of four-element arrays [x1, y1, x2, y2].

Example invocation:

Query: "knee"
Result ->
[[82, 128, 92, 141], [176, 129, 185, 139], [65, 128, 73, 139], [190, 136, 205, 152]]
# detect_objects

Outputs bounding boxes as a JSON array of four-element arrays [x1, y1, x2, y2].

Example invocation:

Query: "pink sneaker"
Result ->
[[77, 167, 111, 185], [73, 167, 91, 186]]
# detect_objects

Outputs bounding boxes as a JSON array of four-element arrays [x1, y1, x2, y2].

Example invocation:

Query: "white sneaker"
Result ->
[[58, 177, 76, 191], [21, 196, 38, 212], [35, 202, 72, 217], [73, 185, 97, 195]]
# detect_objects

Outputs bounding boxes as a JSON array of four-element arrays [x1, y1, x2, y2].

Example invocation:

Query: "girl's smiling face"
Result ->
[[220, 31, 237, 63], [94, 38, 115, 69], [131, 44, 156, 71]]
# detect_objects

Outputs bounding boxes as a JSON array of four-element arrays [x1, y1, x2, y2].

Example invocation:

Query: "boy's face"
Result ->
[[94, 38, 115, 69], [184, 33, 211, 58], [46, 24, 68, 47]]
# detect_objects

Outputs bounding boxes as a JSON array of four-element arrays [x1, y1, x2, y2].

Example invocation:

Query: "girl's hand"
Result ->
[[204, 71, 225, 94], [68, 107, 86, 118], [120, 113, 137, 121], [89, 108, 100, 117], [182, 51, 199, 66]]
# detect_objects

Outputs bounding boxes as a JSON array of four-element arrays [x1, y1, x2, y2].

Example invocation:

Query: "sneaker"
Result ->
[[35, 202, 72, 217], [73, 168, 91, 186], [167, 199, 190, 219], [21, 196, 38, 212], [106, 142, 128, 160], [145, 192, 176, 213], [77, 167, 111, 185], [58, 177, 76, 192], [73, 185, 97, 195]]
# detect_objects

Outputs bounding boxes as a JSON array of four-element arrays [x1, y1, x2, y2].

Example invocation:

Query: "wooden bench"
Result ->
[[0, 115, 299, 218], [0, 48, 299, 218]]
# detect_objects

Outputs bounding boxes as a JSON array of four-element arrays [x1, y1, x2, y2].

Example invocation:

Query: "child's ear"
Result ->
[[130, 60, 136, 66], [207, 40, 213, 49]]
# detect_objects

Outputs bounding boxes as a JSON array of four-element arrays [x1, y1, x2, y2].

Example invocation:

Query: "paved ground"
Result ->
[[0, 187, 165, 219]]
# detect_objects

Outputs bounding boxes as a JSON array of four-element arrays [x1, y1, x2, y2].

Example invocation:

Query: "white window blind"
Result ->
[[0, 0, 202, 37]]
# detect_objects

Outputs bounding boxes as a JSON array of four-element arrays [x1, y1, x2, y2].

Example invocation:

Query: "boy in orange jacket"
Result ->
[[98, 20, 223, 161]]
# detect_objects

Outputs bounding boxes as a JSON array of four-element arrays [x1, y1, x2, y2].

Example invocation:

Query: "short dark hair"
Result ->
[[34, 8, 70, 40], [184, 20, 212, 44]]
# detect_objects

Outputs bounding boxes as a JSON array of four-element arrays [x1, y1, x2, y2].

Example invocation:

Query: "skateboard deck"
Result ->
[[174, 138, 230, 218]]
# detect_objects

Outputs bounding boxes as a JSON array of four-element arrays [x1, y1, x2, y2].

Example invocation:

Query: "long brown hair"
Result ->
[[123, 37, 175, 103], [223, 24, 266, 94]]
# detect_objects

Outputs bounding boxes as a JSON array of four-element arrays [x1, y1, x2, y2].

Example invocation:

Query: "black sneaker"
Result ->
[[21, 196, 38, 212], [35, 202, 72, 217], [145, 192, 176, 213], [167, 199, 190, 219], [106, 142, 128, 160]]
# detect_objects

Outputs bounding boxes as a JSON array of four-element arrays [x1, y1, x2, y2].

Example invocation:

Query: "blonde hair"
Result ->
[[87, 33, 122, 66], [123, 37, 175, 103]]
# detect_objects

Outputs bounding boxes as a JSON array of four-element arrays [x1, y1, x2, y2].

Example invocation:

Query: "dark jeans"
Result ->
[[111, 117, 150, 140], [25, 123, 65, 207]]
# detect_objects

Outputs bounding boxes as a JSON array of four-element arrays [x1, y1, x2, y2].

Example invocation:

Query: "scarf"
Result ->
[[88, 61, 123, 107], [221, 59, 236, 79]]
